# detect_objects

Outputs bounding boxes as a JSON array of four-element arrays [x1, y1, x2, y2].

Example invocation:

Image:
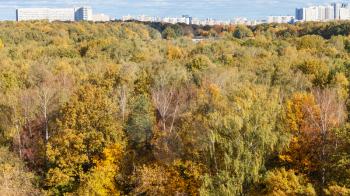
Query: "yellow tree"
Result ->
[[132, 160, 202, 196], [282, 89, 346, 185], [260, 168, 316, 196], [46, 84, 125, 194], [78, 144, 124, 196], [281, 92, 319, 173], [0, 38, 4, 50]]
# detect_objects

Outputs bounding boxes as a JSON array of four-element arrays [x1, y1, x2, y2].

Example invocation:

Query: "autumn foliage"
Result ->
[[0, 21, 350, 195]]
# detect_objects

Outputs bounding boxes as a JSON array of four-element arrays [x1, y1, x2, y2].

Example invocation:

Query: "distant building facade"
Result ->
[[182, 15, 192, 25], [16, 6, 110, 22], [92, 13, 111, 22], [325, 5, 335, 20], [267, 15, 294, 23], [16, 8, 75, 21], [74, 6, 93, 21], [295, 8, 305, 21], [296, 2, 350, 22], [122, 14, 198, 25], [121, 13, 269, 26]]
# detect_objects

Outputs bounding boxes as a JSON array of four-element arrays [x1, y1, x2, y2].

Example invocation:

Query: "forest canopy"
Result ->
[[1, 20, 350, 195]]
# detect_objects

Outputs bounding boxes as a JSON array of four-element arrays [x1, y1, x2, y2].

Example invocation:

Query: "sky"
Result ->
[[0, 0, 344, 21]]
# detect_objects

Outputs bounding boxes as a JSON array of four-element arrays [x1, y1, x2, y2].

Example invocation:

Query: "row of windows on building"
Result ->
[[16, 7, 111, 22]]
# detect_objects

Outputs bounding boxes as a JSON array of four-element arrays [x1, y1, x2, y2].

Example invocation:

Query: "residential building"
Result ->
[[325, 5, 335, 20], [16, 8, 75, 21], [318, 6, 326, 21], [92, 13, 110, 22], [333, 3, 342, 20], [267, 15, 294, 23], [305, 6, 319, 21], [295, 8, 306, 21], [296, 2, 350, 22], [74, 6, 93, 21], [339, 4, 350, 20], [121, 15, 261, 26], [182, 15, 192, 25], [16, 6, 110, 22]]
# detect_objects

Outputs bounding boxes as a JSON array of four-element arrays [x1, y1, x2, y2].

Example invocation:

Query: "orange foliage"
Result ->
[[133, 161, 202, 196], [166, 45, 184, 60], [281, 92, 321, 173], [281, 90, 345, 176]]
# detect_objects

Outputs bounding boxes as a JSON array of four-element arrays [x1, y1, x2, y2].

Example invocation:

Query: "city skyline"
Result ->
[[0, 0, 345, 21]]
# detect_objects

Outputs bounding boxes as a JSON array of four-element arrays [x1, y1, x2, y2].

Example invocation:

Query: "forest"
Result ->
[[1, 20, 350, 195]]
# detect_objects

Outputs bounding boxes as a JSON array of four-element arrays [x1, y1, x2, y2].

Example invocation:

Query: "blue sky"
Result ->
[[0, 0, 341, 20]]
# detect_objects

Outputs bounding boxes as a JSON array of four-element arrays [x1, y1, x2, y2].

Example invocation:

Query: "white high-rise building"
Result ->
[[296, 7, 319, 22], [339, 4, 350, 20], [318, 6, 326, 21], [333, 3, 342, 20], [340, 7, 350, 20], [74, 6, 93, 21], [182, 15, 192, 25], [305, 6, 319, 21], [295, 3, 350, 22], [325, 5, 335, 20], [16, 8, 75, 21]]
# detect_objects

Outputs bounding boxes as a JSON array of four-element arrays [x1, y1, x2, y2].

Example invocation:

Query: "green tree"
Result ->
[[187, 84, 285, 195], [297, 59, 329, 87], [126, 94, 154, 150], [327, 124, 350, 189], [298, 35, 325, 50], [162, 27, 177, 39], [233, 25, 254, 39]]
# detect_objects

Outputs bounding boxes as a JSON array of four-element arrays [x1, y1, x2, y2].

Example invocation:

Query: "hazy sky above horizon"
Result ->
[[0, 0, 344, 20]]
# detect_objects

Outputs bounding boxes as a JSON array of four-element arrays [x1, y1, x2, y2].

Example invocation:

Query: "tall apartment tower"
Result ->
[[75, 6, 93, 21], [182, 15, 192, 25], [333, 3, 342, 20], [295, 8, 305, 21], [325, 5, 335, 20], [299, 6, 318, 21], [318, 6, 326, 21]]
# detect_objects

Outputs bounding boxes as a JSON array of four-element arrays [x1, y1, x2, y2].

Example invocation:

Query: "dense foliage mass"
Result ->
[[1, 20, 350, 195]]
